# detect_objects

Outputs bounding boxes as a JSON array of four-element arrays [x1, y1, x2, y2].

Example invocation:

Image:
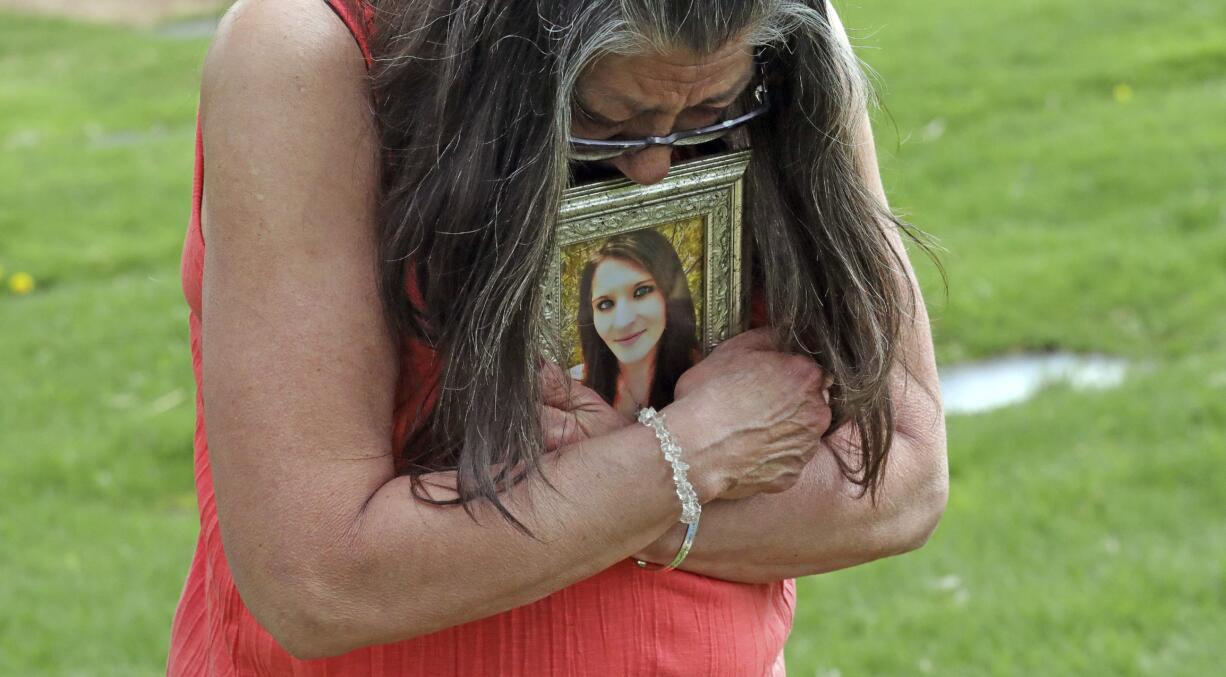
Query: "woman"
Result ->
[[168, 0, 948, 673], [572, 229, 700, 419]]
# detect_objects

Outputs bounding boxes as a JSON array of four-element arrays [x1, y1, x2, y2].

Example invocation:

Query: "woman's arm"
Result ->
[[636, 335, 948, 583], [635, 215, 948, 582], [634, 223, 947, 583], [199, 0, 828, 658], [633, 2, 949, 582], [198, 3, 685, 657]]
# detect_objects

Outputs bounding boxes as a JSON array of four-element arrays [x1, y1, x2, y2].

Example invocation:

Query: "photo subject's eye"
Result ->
[[596, 298, 614, 312], [634, 284, 655, 298]]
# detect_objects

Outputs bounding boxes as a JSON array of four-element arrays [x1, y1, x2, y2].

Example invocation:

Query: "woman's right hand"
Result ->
[[664, 328, 833, 501], [538, 361, 633, 451]]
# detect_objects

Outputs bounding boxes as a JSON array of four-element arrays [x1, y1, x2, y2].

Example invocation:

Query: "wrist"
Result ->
[[634, 521, 687, 564], [658, 397, 731, 503]]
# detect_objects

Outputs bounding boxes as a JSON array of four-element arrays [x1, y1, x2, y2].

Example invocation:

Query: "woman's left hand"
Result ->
[[539, 362, 633, 451]]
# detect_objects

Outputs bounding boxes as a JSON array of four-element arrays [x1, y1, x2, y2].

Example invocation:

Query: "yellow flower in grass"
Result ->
[[9, 272, 35, 295], [1113, 83, 1133, 103]]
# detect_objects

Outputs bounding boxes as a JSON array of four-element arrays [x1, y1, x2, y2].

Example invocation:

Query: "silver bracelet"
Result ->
[[635, 521, 699, 572], [634, 406, 701, 572]]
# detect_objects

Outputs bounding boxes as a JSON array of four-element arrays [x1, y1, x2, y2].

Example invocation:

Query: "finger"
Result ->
[[417, 470, 461, 501], [821, 375, 833, 405], [713, 327, 775, 353], [568, 379, 616, 410], [540, 404, 583, 451], [540, 404, 567, 451], [558, 369, 629, 411], [538, 360, 573, 409]]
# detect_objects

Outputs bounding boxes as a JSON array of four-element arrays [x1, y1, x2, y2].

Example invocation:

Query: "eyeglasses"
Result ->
[[567, 64, 771, 162]]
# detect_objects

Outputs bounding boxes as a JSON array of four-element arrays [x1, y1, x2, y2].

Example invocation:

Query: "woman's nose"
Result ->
[[612, 299, 637, 329], [612, 146, 673, 185]]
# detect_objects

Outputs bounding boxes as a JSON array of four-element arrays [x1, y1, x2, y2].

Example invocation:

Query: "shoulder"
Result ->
[[201, 0, 370, 121], [569, 363, 587, 380], [198, 0, 377, 244], [822, 1, 856, 54]]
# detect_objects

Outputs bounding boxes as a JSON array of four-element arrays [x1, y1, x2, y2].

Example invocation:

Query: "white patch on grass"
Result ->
[[930, 574, 970, 606], [931, 574, 962, 591], [148, 389, 185, 415], [5, 129, 42, 150], [154, 16, 220, 39], [939, 353, 1128, 414], [106, 393, 137, 409], [920, 117, 946, 142]]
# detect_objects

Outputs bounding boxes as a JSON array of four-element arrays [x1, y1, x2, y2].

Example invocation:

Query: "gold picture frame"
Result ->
[[542, 150, 752, 393]]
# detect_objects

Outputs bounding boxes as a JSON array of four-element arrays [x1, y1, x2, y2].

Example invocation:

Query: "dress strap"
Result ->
[[323, 0, 374, 69]]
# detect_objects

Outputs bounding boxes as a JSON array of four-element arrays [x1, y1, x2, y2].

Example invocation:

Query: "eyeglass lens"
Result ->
[[569, 127, 735, 161]]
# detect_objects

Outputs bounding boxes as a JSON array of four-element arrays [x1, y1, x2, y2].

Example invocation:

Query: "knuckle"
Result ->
[[784, 355, 819, 381], [817, 407, 833, 427], [765, 476, 797, 494]]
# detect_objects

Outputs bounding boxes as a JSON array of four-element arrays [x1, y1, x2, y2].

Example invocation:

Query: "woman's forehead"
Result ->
[[593, 257, 654, 289], [577, 41, 754, 115]]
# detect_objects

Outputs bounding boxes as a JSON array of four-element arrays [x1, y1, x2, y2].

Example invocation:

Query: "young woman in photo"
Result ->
[[571, 229, 701, 419]]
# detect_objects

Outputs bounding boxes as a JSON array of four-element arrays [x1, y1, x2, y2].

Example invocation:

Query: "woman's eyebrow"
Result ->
[[575, 97, 622, 125], [697, 69, 756, 106], [581, 68, 756, 119]]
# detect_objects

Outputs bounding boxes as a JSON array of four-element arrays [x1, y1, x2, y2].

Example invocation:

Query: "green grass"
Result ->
[[1, 1, 1223, 674], [789, 352, 1226, 675], [0, 12, 205, 675], [858, 1, 1226, 362]]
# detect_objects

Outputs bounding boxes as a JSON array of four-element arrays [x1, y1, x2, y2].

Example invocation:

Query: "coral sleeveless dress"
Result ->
[[165, 1, 796, 674]]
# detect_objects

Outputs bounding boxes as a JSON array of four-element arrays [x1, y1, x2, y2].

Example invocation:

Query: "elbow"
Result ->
[[236, 548, 379, 660], [246, 573, 355, 661], [275, 598, 453, 661], [892, 450, 950, 556], [902, 473, 948, 554], [870, 430, 949, 559], [262, 543, 442, 659], [278, 631, 362, 663], [874, 488, 946, 560], [268, 603, 381, 662], [271, 614, 339, 662]]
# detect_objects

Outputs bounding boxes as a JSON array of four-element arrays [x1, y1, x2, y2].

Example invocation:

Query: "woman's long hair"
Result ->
[[576, 229, 699, 410], [358, 0, 941, 532]]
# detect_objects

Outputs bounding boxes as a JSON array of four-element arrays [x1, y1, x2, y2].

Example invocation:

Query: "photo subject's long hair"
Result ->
[[576, 229, 699, 410], [359, 0, 941, 533]]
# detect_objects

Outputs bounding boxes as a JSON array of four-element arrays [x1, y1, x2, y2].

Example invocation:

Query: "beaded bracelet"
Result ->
[[634, 406, 701, 572]]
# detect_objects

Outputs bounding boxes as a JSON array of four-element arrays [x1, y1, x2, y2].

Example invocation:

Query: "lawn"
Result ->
[[1, 1, 1223, 674]]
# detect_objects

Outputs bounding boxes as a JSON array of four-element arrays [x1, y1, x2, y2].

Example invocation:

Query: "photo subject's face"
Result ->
[[572, 39, 754, 185], [590, 257, 667, 365]]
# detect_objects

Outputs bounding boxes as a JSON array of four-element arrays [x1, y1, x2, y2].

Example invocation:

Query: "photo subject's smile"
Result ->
[[615, 329, 647, 345]]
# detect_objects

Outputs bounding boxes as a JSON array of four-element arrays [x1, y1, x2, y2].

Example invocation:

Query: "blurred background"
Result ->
[[1, 0, 1222, 674]]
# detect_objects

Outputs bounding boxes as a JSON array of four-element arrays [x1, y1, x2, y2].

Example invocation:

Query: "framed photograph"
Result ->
[[541, 150, 752, 416]]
